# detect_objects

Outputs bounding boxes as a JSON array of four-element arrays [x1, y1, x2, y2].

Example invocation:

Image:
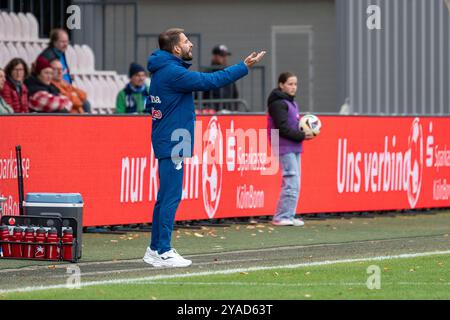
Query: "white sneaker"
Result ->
[[153, 249, 192, 268], [142, 247, 159, 265], [271, 219, 294, 226], [292, 218, 305, 227]]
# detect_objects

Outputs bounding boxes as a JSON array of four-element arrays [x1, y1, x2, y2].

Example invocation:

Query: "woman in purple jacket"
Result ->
[[267, 72, 313, 226]]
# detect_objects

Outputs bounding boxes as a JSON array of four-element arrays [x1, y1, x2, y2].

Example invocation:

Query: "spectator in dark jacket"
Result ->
[[24, 56, 72, 113], [0, 58, 29, 113], [267, 72, 313, 227], [0, 68, 14, 114], [39, 28, 72, 84], [201, 45, 239, 111]]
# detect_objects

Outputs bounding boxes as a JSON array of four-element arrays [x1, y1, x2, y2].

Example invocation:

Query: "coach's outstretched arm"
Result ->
[[171, 51, 266, 93]]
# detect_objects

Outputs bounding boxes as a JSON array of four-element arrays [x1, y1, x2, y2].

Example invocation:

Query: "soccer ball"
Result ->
[[299, 114, 322, 136]]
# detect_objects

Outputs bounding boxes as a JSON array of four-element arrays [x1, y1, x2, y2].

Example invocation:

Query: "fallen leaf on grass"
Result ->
[[240, 272, 249, 275], [246, 226, 255, 229], [48, 265, 57, 269], [305, 272, 311, 276], [258, 230, 264, 233], [409, 268, 416, 272], [110, 240, 118, 243], [268, 227, 274, 231], [194, 233, 204, 238], [274, 272, 279, 276], [256, 224, 265, 228], [251, 234, 257, 236], [184, 232, 192, 236], [304, 294, 311, 298], [220, 237, 226, 240]]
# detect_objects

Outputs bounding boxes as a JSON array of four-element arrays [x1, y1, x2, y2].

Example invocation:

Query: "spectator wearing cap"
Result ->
[[1, 58, 29, 113], [24, 56, 72, 113], [39, 28, 73, 84], [50, 59, 91, 113], [202, 44, 239, 111], [115, 62, 149, 114]]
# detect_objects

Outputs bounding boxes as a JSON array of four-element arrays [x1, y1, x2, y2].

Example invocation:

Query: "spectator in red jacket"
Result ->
[[24, 56, 72, 113], [0, 58, 29, 113]]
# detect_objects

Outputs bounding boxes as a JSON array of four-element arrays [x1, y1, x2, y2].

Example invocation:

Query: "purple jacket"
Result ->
[[267, 89, 304, 155]]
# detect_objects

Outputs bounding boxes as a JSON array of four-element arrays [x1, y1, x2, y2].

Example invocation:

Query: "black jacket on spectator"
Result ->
[[25, 75, 60, 97], [201, 62, 239, 111], [267, 89, 305, 142]]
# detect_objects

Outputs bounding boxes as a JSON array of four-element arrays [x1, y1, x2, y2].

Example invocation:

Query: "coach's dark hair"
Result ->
[[159, 28, 185, 53], [49, 28, 68, 48], [278, 72, 296, 88], [4, 58, 29, 79]]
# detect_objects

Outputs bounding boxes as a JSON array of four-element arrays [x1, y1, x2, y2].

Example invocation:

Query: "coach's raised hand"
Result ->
[[244, 51, 266, 68]]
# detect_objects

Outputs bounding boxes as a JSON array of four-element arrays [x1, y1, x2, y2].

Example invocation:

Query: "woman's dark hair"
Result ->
[[4, 58, 29, 79], [277, 72, 296, 88]]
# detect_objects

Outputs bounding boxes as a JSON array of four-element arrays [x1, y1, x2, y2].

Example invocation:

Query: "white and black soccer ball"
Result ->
[[299, 114, 322, 136]]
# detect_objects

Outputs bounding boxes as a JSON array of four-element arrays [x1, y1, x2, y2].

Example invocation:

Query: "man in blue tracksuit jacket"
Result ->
[[143, 28, 266, 268]]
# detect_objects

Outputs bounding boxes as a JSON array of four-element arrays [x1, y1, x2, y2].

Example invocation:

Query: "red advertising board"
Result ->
[[1, 115, 449, 226]]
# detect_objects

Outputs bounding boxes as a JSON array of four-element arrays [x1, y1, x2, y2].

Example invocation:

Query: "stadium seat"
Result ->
[[26, 13, 39, 40], [15, 43, 30, 64], [66, 45, 78, 72], [81, 45, 95, 72], [0, 13, 5, 40], [9, 13, 22, 40], [0, 42, 9, 67], [24, 42, 38, 65], [18, 13, 31, 41], [72, 44, 83, 72], [1, 12, 13, 41], [31, 42, 42, 60], [6, 42, 19, 60]]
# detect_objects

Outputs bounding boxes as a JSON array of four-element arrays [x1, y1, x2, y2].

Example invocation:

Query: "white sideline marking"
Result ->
[[134, 281, 450, 287], [50, 258, 265, 278], [0, 250, 449, 294], [0, 234, 445, 274]]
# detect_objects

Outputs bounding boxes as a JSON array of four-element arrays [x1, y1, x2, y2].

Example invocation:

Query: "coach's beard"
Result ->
[[181, 50, 193, 61]]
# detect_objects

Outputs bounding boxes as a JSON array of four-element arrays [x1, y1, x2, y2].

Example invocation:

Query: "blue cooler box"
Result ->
[[24, 193, 83, 259]]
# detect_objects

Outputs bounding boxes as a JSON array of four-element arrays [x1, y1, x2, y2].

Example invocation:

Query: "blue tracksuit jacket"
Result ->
[[146, 49, 248, 159]]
